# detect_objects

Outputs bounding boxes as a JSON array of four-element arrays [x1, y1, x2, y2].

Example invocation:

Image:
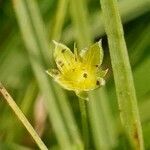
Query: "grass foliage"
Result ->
[[0, 0, 150, 149]]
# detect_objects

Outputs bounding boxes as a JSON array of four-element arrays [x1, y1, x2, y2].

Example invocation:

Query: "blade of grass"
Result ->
[[20, 80, 38, 115], [94, 88, 117, 147], [88, 87, 118, 150], [13, 80, 38, 141], [63, 0, 150, 43], [48, 0, 83, 147], [140, 96, 150, 123], [24, 0, 83, 148], [53, 85, 83, 149], [100, 0, 144, 149], [129, 24, 150, 68], [0, 83, 48, 150], [89, 89, 112, 150], [12, 0, 73, 149], [50, 0, 69, 40], [0, 142, 32, 150], [134, 57, 150, 101], [24, 0, 51, 66], [70, 0, 91, 48]]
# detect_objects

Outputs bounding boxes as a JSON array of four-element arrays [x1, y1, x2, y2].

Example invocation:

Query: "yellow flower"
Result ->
[[46, 40, 108, 100]]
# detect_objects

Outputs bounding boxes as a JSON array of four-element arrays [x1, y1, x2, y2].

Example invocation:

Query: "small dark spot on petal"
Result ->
[[52, 70, 59, 75], [60, 63, 64, 67], [83, 73, 88, 78], [96, 80, 100, 85], [57, 60, 62, 64], [57, 60, 64, 67], [95, 65, 99, 67], [61, 49, 66, 53], [72, 68, 75, 71]]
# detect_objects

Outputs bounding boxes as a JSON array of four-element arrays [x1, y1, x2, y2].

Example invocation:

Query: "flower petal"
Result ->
[[47, 68, 75, 91], [80, 40, 103, 67], [55, 77, 76, 91], [53, 41, 75, 72]]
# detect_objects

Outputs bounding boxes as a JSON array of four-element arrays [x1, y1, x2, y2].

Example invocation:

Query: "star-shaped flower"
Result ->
[[46, 40, 108, 100]]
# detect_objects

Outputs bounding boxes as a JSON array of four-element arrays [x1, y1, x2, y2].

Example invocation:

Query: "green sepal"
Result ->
[[97, 68, 108, 78], [75, 91, 89, 101], [46, 68, 60, 78]]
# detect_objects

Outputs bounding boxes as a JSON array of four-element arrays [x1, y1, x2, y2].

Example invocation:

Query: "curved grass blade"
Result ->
[[0, 83, 48, 150], [100, 0, 144, 149]]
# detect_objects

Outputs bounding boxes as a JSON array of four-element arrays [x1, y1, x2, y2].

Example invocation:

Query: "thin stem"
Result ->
[[0, 82, 48, 150], [100, 0, 144, 149], [79, 99, 89, 150]]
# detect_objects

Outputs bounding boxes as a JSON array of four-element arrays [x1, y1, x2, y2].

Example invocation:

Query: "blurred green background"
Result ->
[[0, 0, 150, 149]]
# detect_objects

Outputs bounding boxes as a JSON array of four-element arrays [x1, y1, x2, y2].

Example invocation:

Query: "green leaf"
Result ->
[[100, 0, 144, 149]]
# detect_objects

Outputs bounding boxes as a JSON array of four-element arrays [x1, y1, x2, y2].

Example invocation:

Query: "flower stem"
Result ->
[[0, 82, 48, 150], [79, 99, 89, 149], [100, 0, 144, 149]]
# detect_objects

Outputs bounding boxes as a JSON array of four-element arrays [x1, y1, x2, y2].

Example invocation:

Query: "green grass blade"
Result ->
[[12, 0, 73, 149], [88, 87, 117, 150], [140, 97, 150, 123], [129, 24, 150, 68], [134, 57, 150, 101], [12, 80, 38, 141], [24, 0, 83, 148], [63, 0, 150, 43], [50, 0, 69, 40], [49, 0, 83, 148], [24, 0, 51, 65], [94, 88, 117, 147], [89, 89, 113, 150], [0, 83, 48, 150], [53, 85, 83, 149], [100, 0, 144, 149], [21, 80, 38, 115], [0, 142, 32, 150], [70, 0, 91, 48]]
